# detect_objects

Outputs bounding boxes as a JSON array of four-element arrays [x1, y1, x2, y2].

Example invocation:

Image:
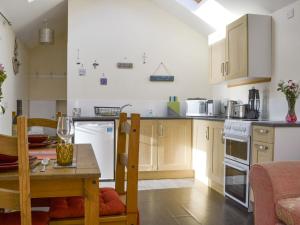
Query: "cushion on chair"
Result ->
[[276, 197, 300, 225], [0, 211, 49, 225], [31, 198, 51, 207], [49, 188, 126, 219]]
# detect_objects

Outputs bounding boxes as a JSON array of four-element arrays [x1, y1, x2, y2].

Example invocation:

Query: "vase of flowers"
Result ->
[[0, 64, 7, 114], [277, 80, 300, 123]]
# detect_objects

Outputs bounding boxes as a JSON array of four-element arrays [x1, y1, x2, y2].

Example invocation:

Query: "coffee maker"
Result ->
[[247, 87, 260, 119]]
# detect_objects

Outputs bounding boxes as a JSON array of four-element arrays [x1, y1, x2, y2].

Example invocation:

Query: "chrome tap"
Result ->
[[120, 104, 132, 112]]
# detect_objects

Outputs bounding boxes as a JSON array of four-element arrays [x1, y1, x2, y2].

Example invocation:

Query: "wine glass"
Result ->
[[57, 117, 74, 144]]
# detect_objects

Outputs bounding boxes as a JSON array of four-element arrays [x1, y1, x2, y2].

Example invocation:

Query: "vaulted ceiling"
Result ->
[[0, 0, 298, 47], [0, 0, 67, 48]]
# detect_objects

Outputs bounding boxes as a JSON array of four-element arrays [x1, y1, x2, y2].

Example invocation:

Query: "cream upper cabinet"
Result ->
[[226, 15, 248, 80], [138, 120, 158, 171], [224, 14, 271, 80], [157, 120, 192, 171], [209, 39, 226, 84]]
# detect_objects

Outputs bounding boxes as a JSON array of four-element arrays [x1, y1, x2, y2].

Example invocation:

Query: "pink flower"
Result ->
[[0, 64, 4, 72]]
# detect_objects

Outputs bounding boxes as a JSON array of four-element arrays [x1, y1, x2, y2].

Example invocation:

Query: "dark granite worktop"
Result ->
[[73, 116, 300, 127], [251, 121, 300, 127], [73, 115, 226, 121]]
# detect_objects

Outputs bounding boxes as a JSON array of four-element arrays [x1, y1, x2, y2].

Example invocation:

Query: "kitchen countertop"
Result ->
[[73, 116, 227, 121], [251, 121, 300, 127], [73, 116, 300, 127]]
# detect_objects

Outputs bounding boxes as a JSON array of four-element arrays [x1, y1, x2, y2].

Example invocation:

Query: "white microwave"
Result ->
[[186, 99, 207, 116]]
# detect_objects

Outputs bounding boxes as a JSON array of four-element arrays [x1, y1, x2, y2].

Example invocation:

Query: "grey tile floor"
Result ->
[[103, 179, 254, 225]]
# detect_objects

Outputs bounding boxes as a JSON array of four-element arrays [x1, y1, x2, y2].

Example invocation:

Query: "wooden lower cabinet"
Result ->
[[133, 119, 193, 179], [209, 122, 225, 194], [252, 141, 274, 164], [157, 120, 192, 171], [193, 120, 225, 194], [138, 120, 158, 171]]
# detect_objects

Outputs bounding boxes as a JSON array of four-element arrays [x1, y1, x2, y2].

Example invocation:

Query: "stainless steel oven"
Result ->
[[224, 158, 249, 208], [224, 136, 251, 165]]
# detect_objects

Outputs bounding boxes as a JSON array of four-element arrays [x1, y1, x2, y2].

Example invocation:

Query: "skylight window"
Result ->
[[193, 0, 235, 30]]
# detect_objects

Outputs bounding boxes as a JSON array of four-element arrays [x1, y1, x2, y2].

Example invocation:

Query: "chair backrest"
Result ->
[[27, 112, 62, 129], [12, 112, 62, 135], [115, 112, 140, 215], [0, 116, 32, 224]]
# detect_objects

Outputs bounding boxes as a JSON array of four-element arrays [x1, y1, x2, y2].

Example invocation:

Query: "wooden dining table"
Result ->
[[0, 144, 100, 225]]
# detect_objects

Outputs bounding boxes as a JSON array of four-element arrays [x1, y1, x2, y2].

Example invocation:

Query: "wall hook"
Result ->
[[142, 52, 148, 64], [76, 49, 81, 65]]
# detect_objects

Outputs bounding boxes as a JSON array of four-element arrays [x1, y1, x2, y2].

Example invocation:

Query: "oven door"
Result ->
[[224, 159, 249, 208], [224, 136, 250, 165]]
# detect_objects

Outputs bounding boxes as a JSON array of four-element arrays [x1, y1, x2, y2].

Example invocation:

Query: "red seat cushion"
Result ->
[[0, 211, 49, 225], [31, 198, 51, 207], [49, 188, 126, 219]]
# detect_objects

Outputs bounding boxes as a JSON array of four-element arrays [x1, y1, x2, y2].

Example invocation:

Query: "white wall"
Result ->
[[212, 0, 300, 121], [0, 21, 29, 135], [67, 0, 210, 116], [29, 34, 67, 100]]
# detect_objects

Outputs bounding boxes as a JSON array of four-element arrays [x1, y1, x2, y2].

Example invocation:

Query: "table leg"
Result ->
[[84, 177, 99, 225]]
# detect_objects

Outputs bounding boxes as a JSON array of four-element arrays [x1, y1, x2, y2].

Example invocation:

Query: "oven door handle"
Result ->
[[223, 136, 248, 143], [224, 160, 248, 172]]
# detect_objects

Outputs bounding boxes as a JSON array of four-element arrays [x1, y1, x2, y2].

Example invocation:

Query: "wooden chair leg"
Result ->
[[127, 213, 138, 225]]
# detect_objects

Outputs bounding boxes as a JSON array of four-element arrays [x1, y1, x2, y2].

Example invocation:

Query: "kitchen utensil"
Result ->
[[226, 100, 238, 118], [40, 158, 49, 172]]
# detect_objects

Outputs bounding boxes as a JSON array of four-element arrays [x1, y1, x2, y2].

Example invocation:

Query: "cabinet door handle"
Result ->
[[225, 61, 229, 75], [221, 63, 225, 76], [206, 126, 209, 141], [255, 144, 268, 151]]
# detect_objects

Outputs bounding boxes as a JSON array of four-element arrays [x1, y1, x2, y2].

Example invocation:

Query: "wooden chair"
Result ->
[[12, 112, 62, 136], [0, 116, 50, 225], [28, 112, 62, 130], [48, 113, 141, 225]]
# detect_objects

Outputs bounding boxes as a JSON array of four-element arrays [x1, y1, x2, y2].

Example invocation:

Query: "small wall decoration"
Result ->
[[150, 62, 174, 82], [0, 64, 7, 114], [100, 73, 108, 86], [117, 62, 133, 69], [93, 60, 99, 69], [78, 64, 86, 76], [142, 52, 148, 64], [12, 39, 21, 75]]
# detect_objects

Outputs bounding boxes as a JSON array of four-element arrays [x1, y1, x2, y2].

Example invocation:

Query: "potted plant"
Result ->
[[0, 64, 7, 114], [277, 80, 300, 123]]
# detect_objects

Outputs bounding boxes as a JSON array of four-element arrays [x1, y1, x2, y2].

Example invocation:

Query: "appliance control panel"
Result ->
[[224, 120, 252, 138]]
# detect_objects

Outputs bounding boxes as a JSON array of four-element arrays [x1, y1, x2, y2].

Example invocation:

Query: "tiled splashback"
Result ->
[[68, 99, 188, 117]]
